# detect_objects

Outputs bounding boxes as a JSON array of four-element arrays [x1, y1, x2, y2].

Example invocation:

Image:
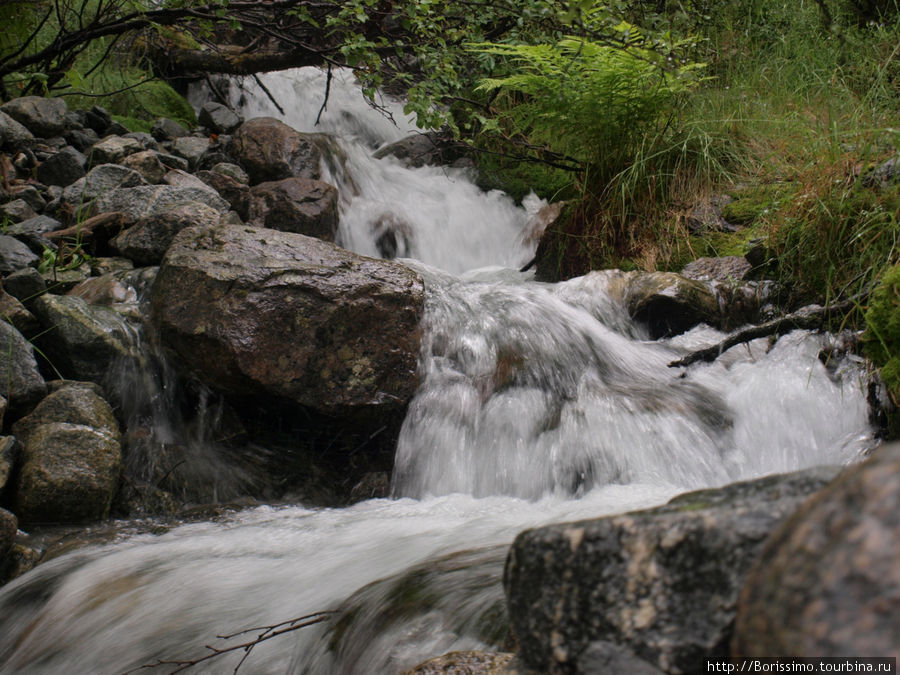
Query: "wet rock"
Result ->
[[89, 257, 134, 277], [577, 642, 664, 675], [112, 201, 225, 266], [0, 321, 45, 416], [151, 222, 424, 414], [349, 471, 390, 501], [84, 106, 112, 134], [169, 135, 210, 170], [405, 651, 516, 674], [5, 214, 63, 238], [374, 131, 464, 168], [0, 111, 35, 150], [41, 265, 91, 294], [151, 117, 189, 142], [12, 381, 121, 525], [199, 102, 242, 135], [0, 436, 17, 492], [196, 170, 250, 219], [64, 127, 100, 153], [91, 184, 229, 224], [229, 117, 321, 185], [62, 163, 147, 208], [246, 177, 339, 240], [0, 96, 69, 138], [210, 162, 249, 184], [0, 290, 41, 337], [0, 543, 41, 585], [3, 267, 47, 302], [0, 508, 15, 559], [0, 199, 37, 224], [504, 466, 841, 675], [30, 293, 138, 385], [733, 443, 900, 658], [307, 546, 510, 674], [87, 135, 142, 166], [680, 256, 751, 283], [112, 479, 178, 518], [120, 150, 168, 184], [36, 146, 86, 187], [8, 184, 45, 212], [0, 235, 40, 274], [624, 271, 721, 338]]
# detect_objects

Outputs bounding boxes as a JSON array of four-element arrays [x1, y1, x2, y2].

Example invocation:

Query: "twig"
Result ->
[[126, 610, 337, 674], [252, 73, 284, 116], [668, 293, 869, 369], [315, 63, 332, 126]]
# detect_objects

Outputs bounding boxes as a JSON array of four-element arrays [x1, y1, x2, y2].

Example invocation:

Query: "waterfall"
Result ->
[[0, 68, 875, 674]]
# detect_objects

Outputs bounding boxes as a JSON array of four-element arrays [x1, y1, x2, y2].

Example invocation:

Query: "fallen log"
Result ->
[[668, 295, 867, 368]]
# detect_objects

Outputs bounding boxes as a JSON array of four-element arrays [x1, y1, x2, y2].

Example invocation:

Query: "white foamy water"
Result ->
[[0, 68, 875, 674]]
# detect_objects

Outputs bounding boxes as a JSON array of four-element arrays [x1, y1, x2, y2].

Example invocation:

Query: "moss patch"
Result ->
[[864, 262, 900, 404]]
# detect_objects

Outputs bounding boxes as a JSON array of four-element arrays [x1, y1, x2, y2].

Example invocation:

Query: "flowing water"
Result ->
[[0, 68, 876, 674]]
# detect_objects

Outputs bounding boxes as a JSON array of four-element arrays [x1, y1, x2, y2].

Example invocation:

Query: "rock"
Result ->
[[199, 102, 242, 135], [151, 222, 424, 413], [91, 184, 229, 223], [0, 508, 15, 559], [89, 257, 134, 277], [12, 381, 121, 525], [577, 642, 664, 675], [151, 117, 190, 142], [0, 436, 17, 493], [61, 164, 148, 210], [210, 162, 249, 184], [624, 271, 721, 338], [0, 96, 69, 138], [733, 444, 900, 659], [112, 479, 178, 518], [0, 290, 41, 337], [163, 168, 211, 190], [374, 131, 465, 168], [504, 466, 842, 675], [196, 170, 251, 219], [0, 543, 41, 585], [0, 199, 37, 224], [64, 127, 100, 153], [0, 320, 46, 416], [123, 132, 159, 151], [246, 177, 339, 240], [84, 106, 112, 134], [169, 135, 210, 169], [0, 235, 40, 274], [87, 135, 142, 166], [0, 110, 35, 149], [36, 146, 86, 187], [405, 652, 516, 675], [112, 201, 225, 266], [681, 256, 752, 283], [41, 265, 90, 294], [862, 156, 899, 188], [686, 194, 735, 234], [229, 117, 321, 185], [8, 184, 45, 212], [5, 214, 63, 238], [30, 293, 139, 385], [120, 150, 168, 184], [3, 267, 47, 302], [156, 152, 189, 172]]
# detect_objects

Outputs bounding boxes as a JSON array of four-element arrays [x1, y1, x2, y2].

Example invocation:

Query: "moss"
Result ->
[[110, 115, 151, 133], [722, 184, 794, 225], [864, 263, 900, 404]]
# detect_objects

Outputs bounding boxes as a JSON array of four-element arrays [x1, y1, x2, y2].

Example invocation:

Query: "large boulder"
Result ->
[[0, 321, 46, 416], [150, 223, 424, 413], [373, 131, 465, 168], [229, 117, 321, 185], [91, 184, 229, 223], [733, 444, 900, 658], [623, 271, 721, 339], [246, 177, 339, 240], [30, 294, 139, 385], [504, 467, 842, 675], [0, 111, 35, 150], [62, 163, 147, 207], [12, 381, 121, 525], [111, 201, 225, 265], [0, 96, 69, 138]]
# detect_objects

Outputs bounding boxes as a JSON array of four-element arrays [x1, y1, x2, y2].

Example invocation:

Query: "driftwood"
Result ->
[[668, 295, 867, 368], [45, 211, 125, 242]]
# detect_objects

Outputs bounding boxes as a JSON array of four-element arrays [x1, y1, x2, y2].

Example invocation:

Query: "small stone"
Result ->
[[36, 146, 86, 187], [151, 117, 190, 141], [3, 267, 47, 302], [0, 235, 40, 274], [0, 110, 35, 150], [211, 162, 249, 184], [120, 150, 168, 184], [169, 136, 210, 170], [0, 199, 36, 224], [198, 102, 242, 134], [88, 135, 142, 166]]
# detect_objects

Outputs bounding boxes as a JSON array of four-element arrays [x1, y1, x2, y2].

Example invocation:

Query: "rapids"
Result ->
[[0, 68, 875, 674]]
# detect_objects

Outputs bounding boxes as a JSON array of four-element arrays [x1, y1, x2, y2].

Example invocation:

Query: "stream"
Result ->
[[0, 68, 876, 674]]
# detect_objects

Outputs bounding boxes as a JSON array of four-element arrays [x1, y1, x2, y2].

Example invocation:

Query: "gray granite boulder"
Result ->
[[246, 177, 339, 240], [504, 467, 842, 674], [0, 321, 45, 416], [0, 111, 35, 150], [199, 102, 242, 135], [0, 235, 40, 274], [88, 135, 142, 166], [112, 201, 224, 265], [91, 184, 229, 223], [0, 96, 69, 138], [36, 146, 86, 187], [229, 117, 321, 185]]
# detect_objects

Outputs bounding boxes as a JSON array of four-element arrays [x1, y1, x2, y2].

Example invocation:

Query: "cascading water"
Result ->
[[0, 68, 876, 674]]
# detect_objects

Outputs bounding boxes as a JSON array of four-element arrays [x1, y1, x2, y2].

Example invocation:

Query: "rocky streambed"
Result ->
[[0, 83, 895, 673]]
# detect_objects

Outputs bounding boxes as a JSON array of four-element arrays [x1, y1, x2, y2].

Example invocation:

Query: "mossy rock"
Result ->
[[722, 184, 793, 226]]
